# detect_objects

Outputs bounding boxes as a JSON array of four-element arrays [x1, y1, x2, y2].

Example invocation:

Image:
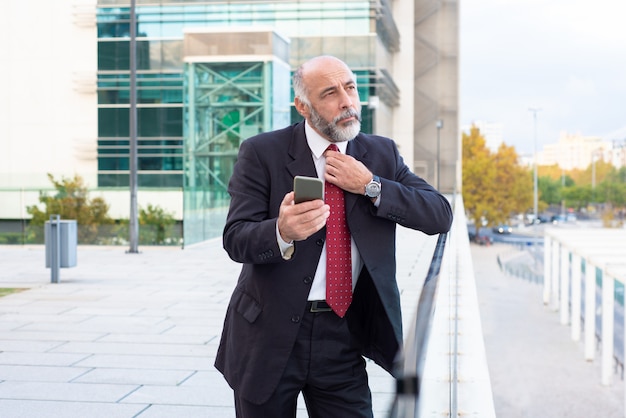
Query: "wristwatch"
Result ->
[[364, 175, 382, 198]]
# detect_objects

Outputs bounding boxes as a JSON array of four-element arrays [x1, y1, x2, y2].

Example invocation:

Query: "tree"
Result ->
[[26, 174, 114, 244], [462, 126, 532, 234], [562, 185, 592, 211], [462, 126, 496, 233], [493, 142, 533, 221]]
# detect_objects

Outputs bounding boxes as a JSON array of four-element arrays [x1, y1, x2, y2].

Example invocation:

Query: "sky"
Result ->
[[459, 0, 626, 155]]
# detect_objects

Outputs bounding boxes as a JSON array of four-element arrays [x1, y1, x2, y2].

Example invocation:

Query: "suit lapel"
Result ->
[[287, 122, 318, 178]]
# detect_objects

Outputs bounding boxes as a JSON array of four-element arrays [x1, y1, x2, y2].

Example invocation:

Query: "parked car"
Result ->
[[468, 231, 492, 246], [492, 224, 513, 234]]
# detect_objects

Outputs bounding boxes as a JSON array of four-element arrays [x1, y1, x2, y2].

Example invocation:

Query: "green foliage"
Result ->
[[561, 185, 592, 211], [139, 204, 177, 245], [118, 204, 179, 245], [0, 233, 23, 244], [462, 126, 532, 233], [26, 174, 114, 244], [538, 176, 562, 205], [596, 181, 626, 207]]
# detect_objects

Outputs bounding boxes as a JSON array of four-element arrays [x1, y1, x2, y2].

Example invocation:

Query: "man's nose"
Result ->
[[338, 88, 354, 109]]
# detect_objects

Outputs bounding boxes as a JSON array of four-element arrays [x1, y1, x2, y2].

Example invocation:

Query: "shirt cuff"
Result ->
[[276, 221, 295, 260]]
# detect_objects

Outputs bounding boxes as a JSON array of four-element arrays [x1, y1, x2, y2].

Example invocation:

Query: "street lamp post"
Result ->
[[436, 119, 443, 190], [529, 107, 541, 223], [128, 0, 139, 253]]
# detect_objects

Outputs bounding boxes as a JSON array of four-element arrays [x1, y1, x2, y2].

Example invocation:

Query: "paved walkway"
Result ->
[[1, 232, 623, 417], [474, 242, 624, 418], [0, 227, 438, 418]]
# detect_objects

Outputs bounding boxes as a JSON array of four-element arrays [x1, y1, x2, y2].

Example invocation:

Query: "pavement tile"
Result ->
[[49, 341, 212, 357], [0, 381, 138, 402], [134, 404, 229, 418], [0, 400, 146, 418], [74, 368, 194, 386], [122, 384, 229, 406], [73, 354, 213, 371], [0, 352, 91, 367], [0, 365, 90, 382]]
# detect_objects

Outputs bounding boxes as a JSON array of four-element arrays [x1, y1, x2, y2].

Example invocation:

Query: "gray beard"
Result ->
[[310, 107, 361, 143]]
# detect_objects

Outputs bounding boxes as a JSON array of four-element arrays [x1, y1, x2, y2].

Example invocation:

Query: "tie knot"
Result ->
[[327, 144, 339, 153]]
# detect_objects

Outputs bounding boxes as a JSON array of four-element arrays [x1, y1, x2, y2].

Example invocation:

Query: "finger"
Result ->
[[282, 191, 295, 206]]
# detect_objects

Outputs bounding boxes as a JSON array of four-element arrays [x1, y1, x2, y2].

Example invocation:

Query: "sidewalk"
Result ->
[[0, 227, 438, 418], [474, 242, 624, 418], [4, 233, 620, 417]]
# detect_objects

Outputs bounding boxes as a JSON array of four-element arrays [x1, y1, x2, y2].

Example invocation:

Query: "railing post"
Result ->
[[560, 246, 569, 325], [543, 235, 552, 304], [601, 269, 614, 386], [551, 240, 560, 311], [584, 260, 596, 361], [571, 253, 582, 341]]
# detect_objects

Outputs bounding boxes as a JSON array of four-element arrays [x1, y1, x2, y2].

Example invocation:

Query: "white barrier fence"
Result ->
[[543, 228, 626, 416]]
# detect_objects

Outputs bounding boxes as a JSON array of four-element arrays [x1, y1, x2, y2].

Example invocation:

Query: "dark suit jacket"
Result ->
[[215, 121, 452, 404]]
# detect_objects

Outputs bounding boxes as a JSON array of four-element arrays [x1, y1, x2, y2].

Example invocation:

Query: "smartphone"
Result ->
[[293, 176, 324, 204]]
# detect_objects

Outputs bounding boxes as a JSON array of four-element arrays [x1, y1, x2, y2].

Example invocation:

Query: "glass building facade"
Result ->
[[96, 0, 400, 244]]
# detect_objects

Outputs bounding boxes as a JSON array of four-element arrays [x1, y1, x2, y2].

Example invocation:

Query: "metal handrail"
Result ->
[[388, 230, 449, 417]]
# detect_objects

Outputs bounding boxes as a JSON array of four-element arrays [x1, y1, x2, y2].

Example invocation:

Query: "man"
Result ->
[[216, 55, 453, 417]]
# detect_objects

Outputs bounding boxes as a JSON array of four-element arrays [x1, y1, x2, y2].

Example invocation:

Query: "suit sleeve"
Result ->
[[222, 139, 284, 264], [374, 141, 453, 235]]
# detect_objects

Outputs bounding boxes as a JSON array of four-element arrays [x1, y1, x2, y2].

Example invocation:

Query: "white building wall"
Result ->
[[392, 0, 415, 168], [0, 0, 184, 220], [0, 0, 98, 189]]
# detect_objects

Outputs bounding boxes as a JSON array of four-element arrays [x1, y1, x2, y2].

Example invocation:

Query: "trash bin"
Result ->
[[45, 219, 77, 268], [45, 216, 77, 283]]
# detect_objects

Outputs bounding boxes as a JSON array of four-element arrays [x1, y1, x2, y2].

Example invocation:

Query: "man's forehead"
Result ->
[[305, 66, 355, 89]]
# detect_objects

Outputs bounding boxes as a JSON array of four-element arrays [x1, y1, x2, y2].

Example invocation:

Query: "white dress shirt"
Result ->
[[277, 121, 364, 300]]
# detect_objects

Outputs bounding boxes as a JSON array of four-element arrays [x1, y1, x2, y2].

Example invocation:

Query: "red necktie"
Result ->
[[325, 144, 352, 317]]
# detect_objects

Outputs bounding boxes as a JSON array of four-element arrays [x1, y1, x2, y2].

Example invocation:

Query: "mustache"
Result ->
[[333, 109, 361, 124]]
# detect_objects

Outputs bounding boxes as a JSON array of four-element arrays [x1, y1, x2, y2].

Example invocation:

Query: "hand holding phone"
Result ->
[[293, 176, 324, 204]]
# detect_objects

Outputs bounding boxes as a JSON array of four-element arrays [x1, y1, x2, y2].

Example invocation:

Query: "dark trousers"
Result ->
[[234, 307, 373, 418]]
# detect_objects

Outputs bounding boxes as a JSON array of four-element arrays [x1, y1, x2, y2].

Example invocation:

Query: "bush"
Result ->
[[26, 174, 114, 244], [117, 204, 180, 245]]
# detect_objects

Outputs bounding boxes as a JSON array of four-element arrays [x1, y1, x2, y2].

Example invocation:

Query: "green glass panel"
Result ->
[[98, 108, 129, 137], [138, 108, 182, 137]]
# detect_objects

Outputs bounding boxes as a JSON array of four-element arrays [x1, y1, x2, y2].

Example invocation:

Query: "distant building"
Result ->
[[538, 132, 611, 170]]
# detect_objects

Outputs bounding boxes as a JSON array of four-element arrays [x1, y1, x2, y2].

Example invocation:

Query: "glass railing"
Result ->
[[0, 223, 183, 247], [388, 193, 497, 417], [388, 231, 448, 416]]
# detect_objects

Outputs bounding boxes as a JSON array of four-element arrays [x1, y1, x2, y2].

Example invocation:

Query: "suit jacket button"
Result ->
[[303, 276, 312, 284], [291, 315, 300, 323]]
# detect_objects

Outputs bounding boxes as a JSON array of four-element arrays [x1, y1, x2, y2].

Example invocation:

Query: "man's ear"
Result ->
[[294, 97, 309, 118]]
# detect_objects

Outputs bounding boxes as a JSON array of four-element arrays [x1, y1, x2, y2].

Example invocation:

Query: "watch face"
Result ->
[[366, 182, 381, 197]]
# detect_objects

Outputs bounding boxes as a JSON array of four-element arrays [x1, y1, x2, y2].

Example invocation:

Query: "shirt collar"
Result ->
[[304, 120, 349, 158]]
